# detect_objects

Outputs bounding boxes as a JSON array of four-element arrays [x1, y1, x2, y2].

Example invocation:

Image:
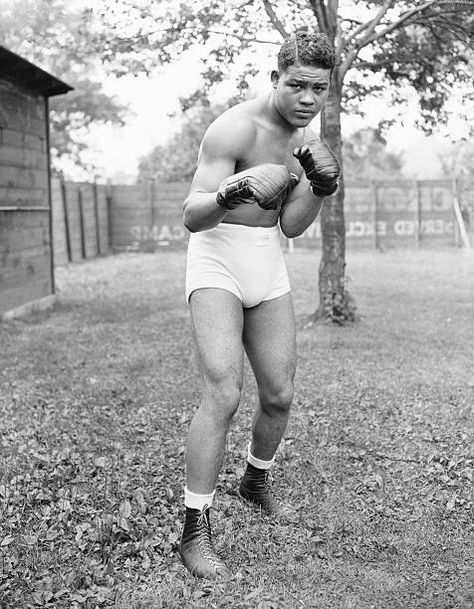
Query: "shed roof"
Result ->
[[0, 45, 73, 97]]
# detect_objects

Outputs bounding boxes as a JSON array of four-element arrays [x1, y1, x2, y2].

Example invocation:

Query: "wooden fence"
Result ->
[[51, 178, 111, 266], [49, 178, 472, 267], [105, 178, 472, 253]]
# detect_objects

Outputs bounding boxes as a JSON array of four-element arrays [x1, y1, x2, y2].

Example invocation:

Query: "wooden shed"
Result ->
[[0, 46, 72, 319]]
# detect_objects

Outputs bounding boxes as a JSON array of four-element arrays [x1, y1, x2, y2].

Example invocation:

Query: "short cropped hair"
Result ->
[[278, 32, 336, 72]]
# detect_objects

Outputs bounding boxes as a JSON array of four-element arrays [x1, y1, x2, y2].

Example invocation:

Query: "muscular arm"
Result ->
[[279, 176, 326, 238], [183, 116, 253, 233], [279, 130, 340, 238]]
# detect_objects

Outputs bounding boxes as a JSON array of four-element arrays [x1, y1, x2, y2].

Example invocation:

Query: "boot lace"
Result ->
[[197, 505, 225, 569], [264, 470, 272, 492]]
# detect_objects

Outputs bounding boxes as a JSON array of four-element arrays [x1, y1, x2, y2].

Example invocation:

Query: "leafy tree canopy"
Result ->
[[0, 0, 128, 174], [439, 139, 474, 186], [136, 98, 240, 183], [97, 0, 474, 134], [342, 127, 404, 180]]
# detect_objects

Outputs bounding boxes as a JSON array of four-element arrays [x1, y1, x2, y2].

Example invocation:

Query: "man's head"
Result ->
[[271, 32, 336, 127], [277, 32, 336, 74]]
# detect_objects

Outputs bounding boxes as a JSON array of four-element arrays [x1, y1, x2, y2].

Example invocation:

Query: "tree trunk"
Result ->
[[314, 79, 356, 324]]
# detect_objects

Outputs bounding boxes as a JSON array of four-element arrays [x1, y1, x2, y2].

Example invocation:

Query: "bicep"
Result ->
[[190, 152, 236, 195], [189, 115, 255, 194], [188, 126, 240, 194]]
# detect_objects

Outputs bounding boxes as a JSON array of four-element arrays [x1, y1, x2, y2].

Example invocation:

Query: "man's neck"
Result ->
[[265, 93, 296, 134]]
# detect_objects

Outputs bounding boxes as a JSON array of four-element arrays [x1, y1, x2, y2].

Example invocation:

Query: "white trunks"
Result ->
[[185, 223, 291, 308]]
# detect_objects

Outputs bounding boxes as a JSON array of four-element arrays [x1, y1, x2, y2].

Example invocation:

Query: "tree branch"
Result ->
[[411, 11, 473, 41], [341, 17, 363, 26], [349, 0, 393, 48], [350, 59, 394, 71], [262, 0, 288, 39], [327, 0, 339, 39], [147, 26, 280, 46], [349, 0, 392, 42], [308, 0, 329, 33], [338, 47, 359, 83], [422, 18, 473, 44], [338, 0, 392, 83], [357, 0, 438, 48]]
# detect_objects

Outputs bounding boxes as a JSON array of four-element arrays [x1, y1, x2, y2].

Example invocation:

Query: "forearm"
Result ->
[[279, 183, 325, 238], [183, 191, 228, 233]]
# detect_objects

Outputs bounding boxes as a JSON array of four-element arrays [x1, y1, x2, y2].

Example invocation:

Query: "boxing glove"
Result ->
[[216, 163, 299, 211], [293, 139, 340, 197]]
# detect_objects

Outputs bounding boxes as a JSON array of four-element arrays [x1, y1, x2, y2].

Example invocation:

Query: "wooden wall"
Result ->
[[51, 179, 110, 267], [109, 182, 188, 252], [0, 80, 52, 316]]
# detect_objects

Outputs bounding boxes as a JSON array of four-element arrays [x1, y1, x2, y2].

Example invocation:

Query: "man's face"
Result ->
[[272, 63, 331, 127]]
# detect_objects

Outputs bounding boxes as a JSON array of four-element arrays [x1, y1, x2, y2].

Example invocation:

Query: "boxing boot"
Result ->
[[178, 505, 231, 580], [238, 463, 281, 515]]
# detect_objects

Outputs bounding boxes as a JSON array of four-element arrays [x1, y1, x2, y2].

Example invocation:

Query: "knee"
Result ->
[[202, 371, 242, 423], [259, 381, 294, 415]]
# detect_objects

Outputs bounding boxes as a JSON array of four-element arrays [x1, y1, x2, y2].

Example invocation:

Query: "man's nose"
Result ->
[[300, 88, 316, 105]]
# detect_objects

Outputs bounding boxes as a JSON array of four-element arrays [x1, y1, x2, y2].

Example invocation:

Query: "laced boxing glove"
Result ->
[[216, 163, 299, 211], [293, 139, 340, 197]]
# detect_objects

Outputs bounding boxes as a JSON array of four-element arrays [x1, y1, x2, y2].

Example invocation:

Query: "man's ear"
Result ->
[[271, 70, 279, 89]]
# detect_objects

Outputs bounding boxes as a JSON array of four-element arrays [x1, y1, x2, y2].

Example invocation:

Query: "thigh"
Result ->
[[189, 288, 245, 387], [242, 292, 296, 394]]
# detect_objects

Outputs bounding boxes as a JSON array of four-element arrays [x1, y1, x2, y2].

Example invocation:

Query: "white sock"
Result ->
[[247, 442, 275, 470], [184, 487, 215, 511]]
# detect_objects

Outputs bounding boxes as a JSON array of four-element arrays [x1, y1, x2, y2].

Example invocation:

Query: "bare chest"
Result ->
[[223, 126, 307, 228], [235, 126, 306, 177]]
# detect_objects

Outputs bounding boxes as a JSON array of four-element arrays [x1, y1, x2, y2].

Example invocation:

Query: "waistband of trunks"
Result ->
[[208, 222, 280, 237]]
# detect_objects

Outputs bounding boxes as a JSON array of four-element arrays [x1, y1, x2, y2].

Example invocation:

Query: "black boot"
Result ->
[[238, 463, 280, 515], [178, 505, 231, 580]]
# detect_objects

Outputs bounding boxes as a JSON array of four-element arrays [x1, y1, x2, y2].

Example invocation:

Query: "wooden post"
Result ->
[[370, 180, 379, 251], [60, 177, 72, 262], [149, 178, 156, 225], [78, 187, 86, 259], [93, 179, 101, 256], [148, 178, 156, 252], [414, 180, 421, 247], [106, 181, 113, 253], [452, 176, 470, 250], [44, 97, 55, 293]]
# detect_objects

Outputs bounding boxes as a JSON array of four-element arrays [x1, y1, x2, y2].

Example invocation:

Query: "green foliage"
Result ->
[[98, 1, 474, 133], [136, 97, 241, 183], [439, 139, 474, 185], [342, 127, 405, 181], [49, 83, 127, 175], [0, 0, 127, 173]]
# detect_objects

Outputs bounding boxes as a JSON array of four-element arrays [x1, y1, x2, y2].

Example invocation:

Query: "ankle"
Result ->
[[184, 487, 215, 511], [247, 442, 275, 470], [245, 462, 266, 477]]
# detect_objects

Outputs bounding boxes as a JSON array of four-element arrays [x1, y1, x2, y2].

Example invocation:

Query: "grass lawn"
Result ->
[[0, 247, 473, 608]]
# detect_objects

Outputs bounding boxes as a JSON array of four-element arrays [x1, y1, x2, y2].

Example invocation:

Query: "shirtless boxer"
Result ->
[[178, 32, 340, 579]]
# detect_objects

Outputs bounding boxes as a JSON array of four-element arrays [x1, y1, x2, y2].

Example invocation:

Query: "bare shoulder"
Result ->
[[200, 99, 259, 160]]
